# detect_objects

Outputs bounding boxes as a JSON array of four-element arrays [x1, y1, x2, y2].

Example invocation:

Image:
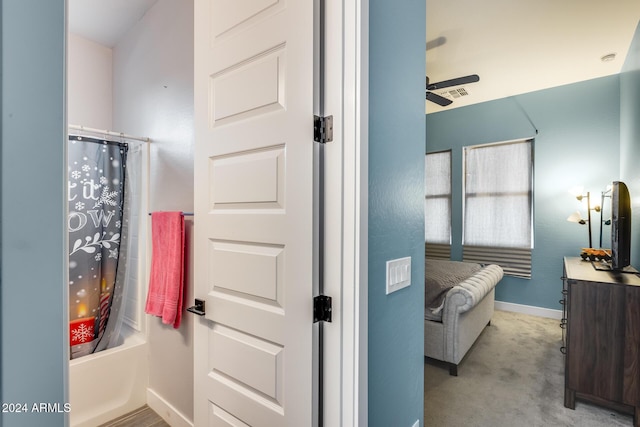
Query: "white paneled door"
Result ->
[[193, 0, 316, 426]]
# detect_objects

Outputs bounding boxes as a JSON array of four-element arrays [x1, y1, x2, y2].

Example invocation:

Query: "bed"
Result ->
[[424, 259, 504, 375]]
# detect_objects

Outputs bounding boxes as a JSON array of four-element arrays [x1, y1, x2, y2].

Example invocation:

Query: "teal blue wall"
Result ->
[[620, 22, 640, 269], [369, 1, 426, 426], [1, 1, 68, 426], [426, 76, 622, 310]]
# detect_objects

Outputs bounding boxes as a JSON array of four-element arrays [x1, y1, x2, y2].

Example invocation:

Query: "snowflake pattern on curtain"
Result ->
[[68, 135, 128, 359]]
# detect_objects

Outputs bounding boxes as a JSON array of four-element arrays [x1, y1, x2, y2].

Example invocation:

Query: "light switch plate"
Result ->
[[386, 256, 411, 294]]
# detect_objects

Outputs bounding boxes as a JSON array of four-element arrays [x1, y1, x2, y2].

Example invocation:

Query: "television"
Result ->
[[611, 181, 633, 272]]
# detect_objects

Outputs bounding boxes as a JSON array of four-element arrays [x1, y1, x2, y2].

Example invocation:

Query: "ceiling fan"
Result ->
[[426, 74, 480, 106]]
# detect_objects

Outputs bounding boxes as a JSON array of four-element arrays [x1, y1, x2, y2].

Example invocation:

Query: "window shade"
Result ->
[[425, 151, 452, 245], [463, 139, 533, 277], [425, 243, 451, 260]]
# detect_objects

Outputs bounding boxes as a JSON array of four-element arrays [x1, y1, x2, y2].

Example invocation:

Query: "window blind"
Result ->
[[425, 150, 452, 249], [463, 139, 533, 277], [425, 243, 451, 260]]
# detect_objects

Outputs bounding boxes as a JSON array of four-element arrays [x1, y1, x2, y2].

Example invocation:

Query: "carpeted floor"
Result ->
[[424, 310, 635, 427]]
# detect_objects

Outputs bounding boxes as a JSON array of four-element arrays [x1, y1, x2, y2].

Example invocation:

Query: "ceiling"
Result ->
[[68, 1, 640, 114], [68, 0, 158, 47], [426, 0, 640, 113]]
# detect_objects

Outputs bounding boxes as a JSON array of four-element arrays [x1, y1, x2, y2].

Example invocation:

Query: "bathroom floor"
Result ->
[[98, 405, 169, 427]]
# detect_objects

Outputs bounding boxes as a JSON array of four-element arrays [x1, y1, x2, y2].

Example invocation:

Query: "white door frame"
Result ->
[[323, 0, 368, 425]]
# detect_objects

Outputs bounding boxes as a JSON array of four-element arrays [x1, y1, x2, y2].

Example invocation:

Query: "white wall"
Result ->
[[67, 33, 113, 129], [112, 0, 195, 424]]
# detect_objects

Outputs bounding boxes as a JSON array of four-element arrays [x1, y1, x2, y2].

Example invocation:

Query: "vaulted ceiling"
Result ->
[[426, 0, 640, 113]]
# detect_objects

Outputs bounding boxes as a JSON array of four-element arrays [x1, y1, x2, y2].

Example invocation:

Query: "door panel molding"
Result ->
[[194, 0, 316, 425]]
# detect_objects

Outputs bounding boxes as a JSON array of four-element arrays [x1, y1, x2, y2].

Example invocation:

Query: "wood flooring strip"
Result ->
[[98, 405, 169, 427]]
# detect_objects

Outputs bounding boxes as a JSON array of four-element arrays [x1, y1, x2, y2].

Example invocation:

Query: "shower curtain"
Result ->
[[68, 135, 129, 359]]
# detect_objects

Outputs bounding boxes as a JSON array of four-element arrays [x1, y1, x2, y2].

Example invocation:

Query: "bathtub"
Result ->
[[68, 326, 148, 427]]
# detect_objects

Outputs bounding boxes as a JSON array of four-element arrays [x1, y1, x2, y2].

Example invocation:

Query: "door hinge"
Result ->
[[313, 295, 332, 323], [314, 115, 333, 143]]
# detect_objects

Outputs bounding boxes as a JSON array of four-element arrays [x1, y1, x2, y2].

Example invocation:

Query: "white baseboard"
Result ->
[[494, 301, 562, 320], [147, 388, 193, 427]]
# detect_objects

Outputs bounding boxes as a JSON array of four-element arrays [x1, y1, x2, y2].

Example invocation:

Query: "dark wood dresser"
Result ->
[[562, 257, 640, 426]]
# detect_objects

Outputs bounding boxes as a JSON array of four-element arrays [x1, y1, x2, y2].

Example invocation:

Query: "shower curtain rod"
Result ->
[[68, 124, 151, 143]]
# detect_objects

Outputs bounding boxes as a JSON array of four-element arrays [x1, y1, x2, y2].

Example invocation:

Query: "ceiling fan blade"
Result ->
[[427, 74, 479, 91], [426, 91, 453, 106], [425, 36, 446, 51]]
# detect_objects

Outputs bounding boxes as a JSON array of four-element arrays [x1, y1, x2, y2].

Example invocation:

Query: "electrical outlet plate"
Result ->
[[386, 256, 411, 294]]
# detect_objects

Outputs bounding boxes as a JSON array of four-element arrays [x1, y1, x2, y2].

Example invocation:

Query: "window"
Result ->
[[463, 139, 533, 277], [425, 150, 452, 259]]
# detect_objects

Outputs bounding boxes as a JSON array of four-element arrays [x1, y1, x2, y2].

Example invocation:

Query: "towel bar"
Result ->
[[148, 212, 193, 216]]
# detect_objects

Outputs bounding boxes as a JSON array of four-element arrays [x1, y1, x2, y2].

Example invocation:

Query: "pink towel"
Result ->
[[145, 211, 185, 328]]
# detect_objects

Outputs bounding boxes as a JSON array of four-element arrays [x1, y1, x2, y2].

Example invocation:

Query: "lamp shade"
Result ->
[[569, 186, 585, 198], [567, 211, 585, 224]]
